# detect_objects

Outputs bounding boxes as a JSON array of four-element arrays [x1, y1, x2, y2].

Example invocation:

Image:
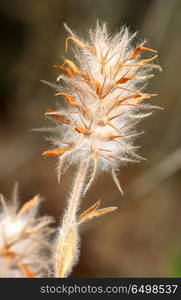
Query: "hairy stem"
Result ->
[[54, 159, 89, 277], [65, 159, 89, 223]]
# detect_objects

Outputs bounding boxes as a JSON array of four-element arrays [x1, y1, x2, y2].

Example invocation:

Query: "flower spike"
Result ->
[[43, 22, 160, 191]]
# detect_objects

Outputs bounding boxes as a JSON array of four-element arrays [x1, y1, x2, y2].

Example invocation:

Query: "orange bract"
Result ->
[[63, 59, 82, 75], [45, 109, 71, 124], [95, 81, 102, 96], [65, 36, 90, 52], [78, 200, 100, 222], [42, 146, 70, 157], [53, 64, 73, 77], [129, 45, 157, 60], [117, 76, 135, 84], [74, 126, 88, 134], [18, 196, 38, 216], [55, 92, 78, 107], [62, 59, 89, 81], [78, 200, 117, 224]]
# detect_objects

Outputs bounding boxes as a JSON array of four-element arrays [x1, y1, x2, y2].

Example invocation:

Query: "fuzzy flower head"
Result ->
[[42, 22, 161, 193], [0, 187, 54, 277]]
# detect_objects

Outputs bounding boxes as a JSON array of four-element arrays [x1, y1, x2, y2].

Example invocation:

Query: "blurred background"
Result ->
[[0, 0, 181, 277]]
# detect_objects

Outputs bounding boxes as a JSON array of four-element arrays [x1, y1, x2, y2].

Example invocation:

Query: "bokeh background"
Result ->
[[0, 0, 181, 277]]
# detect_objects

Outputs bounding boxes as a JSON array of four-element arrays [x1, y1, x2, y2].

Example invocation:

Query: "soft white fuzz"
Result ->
[[0, 188, 54, 277], [43, 22, 160, 193]]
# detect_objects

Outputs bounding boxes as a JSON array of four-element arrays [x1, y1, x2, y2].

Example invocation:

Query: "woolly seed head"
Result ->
[[0, 187, 54, 278], [42, 22, 161, 193]]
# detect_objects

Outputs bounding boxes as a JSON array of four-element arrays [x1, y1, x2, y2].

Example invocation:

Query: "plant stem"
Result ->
[[65, 159, 89, 223], [54, 159, 89, 277]]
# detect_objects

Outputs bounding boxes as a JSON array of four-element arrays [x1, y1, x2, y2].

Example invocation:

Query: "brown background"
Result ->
[[0, 0, 181, 277]]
